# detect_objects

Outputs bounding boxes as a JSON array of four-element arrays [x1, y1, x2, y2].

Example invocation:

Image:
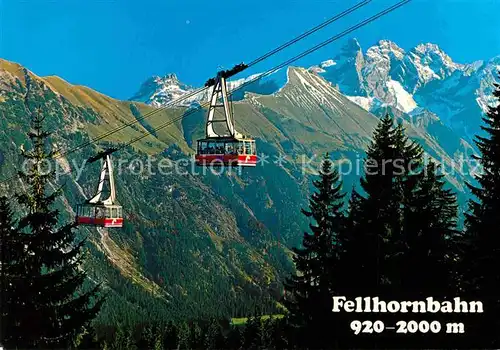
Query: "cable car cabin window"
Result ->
[[244, 141, 252, 155], [117, 207, 123, 218], [80, 206, 90, 217], [205, 142, 214, 154], [216, 142, 225, 154], [248, 141, 256, 155], [94, 207, 102, 219], [198, 142, 208, 154], [237, 141, 244, 154], [204, 141, 222, 154], [225, 142, 236, 155], [111, 208, 117, 218]]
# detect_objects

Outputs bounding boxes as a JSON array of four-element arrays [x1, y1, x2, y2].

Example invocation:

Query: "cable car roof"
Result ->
[[197, 137, 255, 142], [78, 202, 122, 208]]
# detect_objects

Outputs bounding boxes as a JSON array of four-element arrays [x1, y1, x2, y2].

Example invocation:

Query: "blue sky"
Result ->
[[1, 0, 499, 100]]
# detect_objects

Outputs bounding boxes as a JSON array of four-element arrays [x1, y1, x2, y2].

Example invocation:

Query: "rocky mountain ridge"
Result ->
[[132, 38, 499, 143]]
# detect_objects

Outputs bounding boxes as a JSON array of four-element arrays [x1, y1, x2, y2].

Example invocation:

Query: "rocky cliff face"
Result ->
[[310, 39, 499, 142]]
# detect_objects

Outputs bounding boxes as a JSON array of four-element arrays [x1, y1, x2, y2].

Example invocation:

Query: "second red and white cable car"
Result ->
[[75, 150, 123, 228]]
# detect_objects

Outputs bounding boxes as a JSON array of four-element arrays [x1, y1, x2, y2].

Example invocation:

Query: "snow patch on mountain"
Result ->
[[321, 60, 336, 68], [386, 80, 417, 113], [409, 52, 441, 83], [227, 73, 263, 90], [310, 66, 326, 74], [276, 67, 350, 116], [345, 96, 375, 111], [293, 67, 344, 106]]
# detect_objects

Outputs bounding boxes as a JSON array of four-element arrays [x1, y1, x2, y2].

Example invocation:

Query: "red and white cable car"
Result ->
[[75, 150, 123, 228], [195, 67, 258, 167]]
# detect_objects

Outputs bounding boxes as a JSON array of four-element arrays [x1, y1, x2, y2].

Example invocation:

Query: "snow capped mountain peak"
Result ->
[[130, 73, 205, 107], [279, 66, 345, 107], [226, 73, 263, 90], [414, 42, 441, 54], [310, 59, 337, 73], [410, 42, 465, 78], [159, 73, 181, 84], [373, 39, 405, 59]]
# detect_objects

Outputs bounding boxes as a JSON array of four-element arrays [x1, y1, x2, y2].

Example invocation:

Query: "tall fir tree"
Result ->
[[13, 106, 102, 348], [283, 154, 345, 349], [402, 161, 460, 297], [0, 196, 26, 348], [339, 115, 423, 296], [203, 318, 225, 350], [339, 115, 462, 347], [399, 160, 461, 348], [338, 115, 404, 348], [461, 74, 500, 347]]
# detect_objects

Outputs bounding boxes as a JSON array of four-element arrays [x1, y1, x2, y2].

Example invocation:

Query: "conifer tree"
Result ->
[[13, 106, 102, 348], [398, 161, 461, 348], [283, 154, 345, 348], [270, 317, 289, 350], [461, 74, 500, 347], [402, 161, 460, 297], [340, 115, 461, 348], [153, 331, 163, 350], [0, 196, 26, 348], [260, 317, 274, 348], [163, 321, 178, 349], [189, 321, 203, 349], [203, 318, 225, 350], [340, 115, 418, 296], [111, 326, 136, 350], [241, 316, 260, 349], [136, 324, 155, 348], [337, 116, 407, 348], [176, 321, 190, 349]]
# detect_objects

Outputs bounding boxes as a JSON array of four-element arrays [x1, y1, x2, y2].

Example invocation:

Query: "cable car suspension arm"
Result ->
[[107, 0, 412, 154]]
